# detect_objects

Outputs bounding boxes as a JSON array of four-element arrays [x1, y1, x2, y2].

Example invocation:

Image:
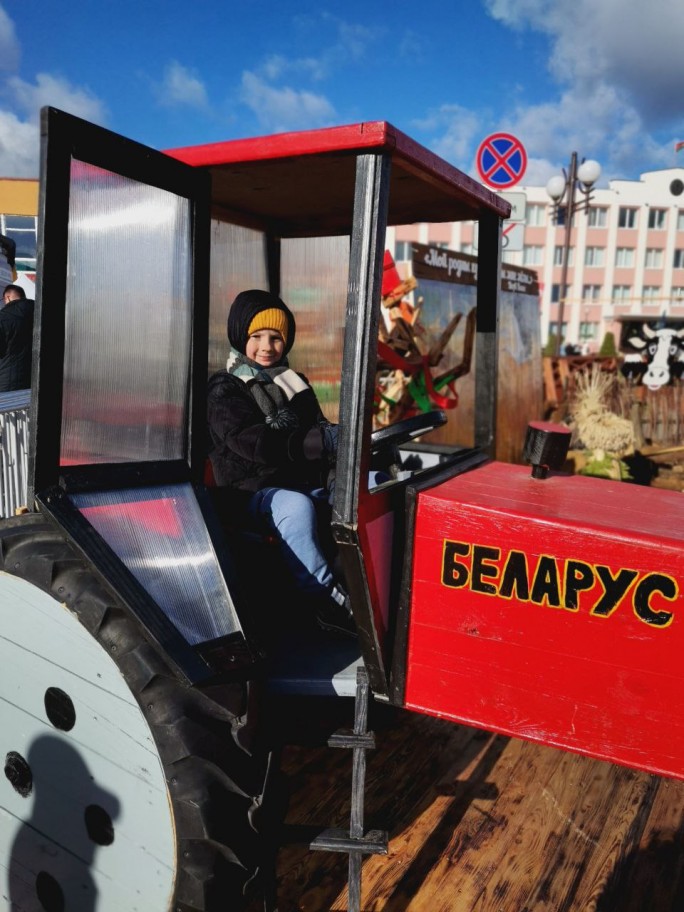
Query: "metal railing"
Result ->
[[0, 389, 30, 517]]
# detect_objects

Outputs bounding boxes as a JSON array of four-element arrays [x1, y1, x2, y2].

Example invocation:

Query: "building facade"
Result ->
[[389, 167, 684, 352], [0, 178, 39, 296]]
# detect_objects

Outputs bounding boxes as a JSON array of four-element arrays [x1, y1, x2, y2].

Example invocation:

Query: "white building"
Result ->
[[389, 167, 684, 352]]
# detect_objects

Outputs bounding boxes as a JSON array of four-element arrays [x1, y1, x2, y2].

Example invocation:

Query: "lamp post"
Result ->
[[546, 153, 601, 355]]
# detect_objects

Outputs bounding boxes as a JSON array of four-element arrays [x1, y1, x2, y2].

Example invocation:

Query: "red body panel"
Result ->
[[407, 462, 684, 779], [166, 121, 393, 166]]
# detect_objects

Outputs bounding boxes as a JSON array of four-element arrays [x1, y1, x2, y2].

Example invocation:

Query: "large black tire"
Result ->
[[0, 512, 279, 912]]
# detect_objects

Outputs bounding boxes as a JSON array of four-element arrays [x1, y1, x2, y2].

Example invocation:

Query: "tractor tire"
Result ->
[[0, 512, 279, 912]]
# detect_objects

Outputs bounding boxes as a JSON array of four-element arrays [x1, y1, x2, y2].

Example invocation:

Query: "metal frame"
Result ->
[[29, 107, 211, 501], [331, 152, 505, 701], [36, 486, 213, 683], [26, 108, 260, 684], [35, 481, 258, 684], [333, 152, 391, 529], [332, 152, 392, 696]]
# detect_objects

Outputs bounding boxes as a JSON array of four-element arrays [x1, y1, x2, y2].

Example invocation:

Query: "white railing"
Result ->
[[0, 390, 30, 518]]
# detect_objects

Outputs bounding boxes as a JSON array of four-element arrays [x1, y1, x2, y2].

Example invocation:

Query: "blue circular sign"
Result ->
[[476, 133, 527, 189]]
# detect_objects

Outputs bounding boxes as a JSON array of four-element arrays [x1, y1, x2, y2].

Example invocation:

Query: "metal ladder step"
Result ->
[[285, 824, 388, 856]]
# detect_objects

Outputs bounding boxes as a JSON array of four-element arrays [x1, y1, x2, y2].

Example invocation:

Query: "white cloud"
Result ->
[[261, 54, 327, 83], [0, 72, 107, 175], [156, 61, 208, 109], [484, 0, 684, 129], [0, 71, 105, 178], [232, 15, 379, 135], [0, 5, 19, 72], [0, 6, 108, 175], [8, 72, 106, 125], [333, 19, 376, 61], [505, 85, 626, 167], [397, 29, 426, 62], [0, 109, 41, 176], [502, 82, 680, 186], [239, 71, 336, 133], [259, 16, 377, 86], [483, 0, 546, 29], [412, 105, 484, 165]]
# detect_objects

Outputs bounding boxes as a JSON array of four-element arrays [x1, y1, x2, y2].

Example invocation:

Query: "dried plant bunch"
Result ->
[[569, 365, 634, 454]]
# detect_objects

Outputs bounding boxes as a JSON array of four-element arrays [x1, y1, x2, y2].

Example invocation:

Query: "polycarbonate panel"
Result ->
[[71, 484, 240, 644], [61, 159, 192, 466], [208, 221, 267, 374], [281, 236, 349, 422]]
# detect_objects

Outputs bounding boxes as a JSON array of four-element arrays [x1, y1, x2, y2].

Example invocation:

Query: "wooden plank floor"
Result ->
[[260, 704, 684, 912]]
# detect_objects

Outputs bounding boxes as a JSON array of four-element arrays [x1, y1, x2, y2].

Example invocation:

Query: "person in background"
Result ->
[[207, 289, 356, 637], [0, 284, 34, 392]]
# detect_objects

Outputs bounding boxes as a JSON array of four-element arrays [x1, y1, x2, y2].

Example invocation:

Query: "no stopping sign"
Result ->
[[476, 133, 527, 189]]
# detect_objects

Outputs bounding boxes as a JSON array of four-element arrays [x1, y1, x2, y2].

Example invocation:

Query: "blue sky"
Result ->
[[1, 0, 683, 187]]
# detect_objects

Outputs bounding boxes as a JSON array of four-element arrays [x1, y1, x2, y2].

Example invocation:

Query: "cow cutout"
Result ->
[[621, 323, 684, 390]]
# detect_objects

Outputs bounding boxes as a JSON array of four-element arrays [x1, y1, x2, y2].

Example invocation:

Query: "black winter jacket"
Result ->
[[207, 369, 332, 496], [0, 298, 34, 392]]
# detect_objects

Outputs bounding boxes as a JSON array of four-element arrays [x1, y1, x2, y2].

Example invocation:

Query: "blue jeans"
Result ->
[[249, 473, 387, 599], [249, 486, 333, 597]]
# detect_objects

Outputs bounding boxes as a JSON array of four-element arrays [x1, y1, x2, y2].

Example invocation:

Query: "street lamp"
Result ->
[[546, 153, 601, 355]]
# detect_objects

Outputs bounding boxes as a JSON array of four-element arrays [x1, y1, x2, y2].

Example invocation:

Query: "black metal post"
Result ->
[[347, 666, 370, 912], [475, 208, 502, 456], [555, 151, 578, 356]]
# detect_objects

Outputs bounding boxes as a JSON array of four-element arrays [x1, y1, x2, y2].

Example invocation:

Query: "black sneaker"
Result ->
[[316, 587, 357, 638]]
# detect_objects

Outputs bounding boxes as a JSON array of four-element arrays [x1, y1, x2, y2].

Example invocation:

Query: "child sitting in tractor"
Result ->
[[207, 289, 356, 637]]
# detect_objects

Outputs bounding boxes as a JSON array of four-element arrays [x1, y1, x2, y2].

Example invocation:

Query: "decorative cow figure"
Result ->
[[621, 323, 684, 390]]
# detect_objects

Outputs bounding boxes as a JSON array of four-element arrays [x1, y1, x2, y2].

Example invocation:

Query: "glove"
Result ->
[[266, 407, 299, 430], [320, 421, 339, 455]]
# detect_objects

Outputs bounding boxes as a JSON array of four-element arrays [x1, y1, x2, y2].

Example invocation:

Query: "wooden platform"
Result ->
[[261, 705, 684, 912]]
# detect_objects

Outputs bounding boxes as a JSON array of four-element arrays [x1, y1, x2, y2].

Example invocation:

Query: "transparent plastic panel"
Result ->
[[281, 236, 349, 422], [61, 159, 192, 466], [208, 221, 267, 375], [71, 484, 240, 644]]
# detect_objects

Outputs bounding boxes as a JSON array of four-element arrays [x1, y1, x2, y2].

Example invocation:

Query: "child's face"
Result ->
[[246, 329, 285, 367]]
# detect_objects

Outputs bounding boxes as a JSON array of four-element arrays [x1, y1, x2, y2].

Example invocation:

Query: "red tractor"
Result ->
[[1, 108, 683, 912]]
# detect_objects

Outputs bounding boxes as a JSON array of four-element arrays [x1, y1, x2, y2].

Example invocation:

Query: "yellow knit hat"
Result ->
[[247, 307, 289, 345]]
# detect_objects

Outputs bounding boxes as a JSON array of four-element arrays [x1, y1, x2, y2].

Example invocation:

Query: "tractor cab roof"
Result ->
[[166, 120, 510, 236]]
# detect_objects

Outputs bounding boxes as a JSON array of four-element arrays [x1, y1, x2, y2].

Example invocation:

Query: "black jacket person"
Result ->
[[0, 284, 34, 392], [207, 289, 355, 637]]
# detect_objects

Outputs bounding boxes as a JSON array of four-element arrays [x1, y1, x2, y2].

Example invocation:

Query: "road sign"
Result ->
[[472, 219, 524, 252], [499, 191, 527, 221], [476, 133, 527, 189], [501, 221, 525, 252]]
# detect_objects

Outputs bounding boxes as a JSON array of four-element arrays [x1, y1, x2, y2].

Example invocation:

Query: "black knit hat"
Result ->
[[227, 289, 297, 356]]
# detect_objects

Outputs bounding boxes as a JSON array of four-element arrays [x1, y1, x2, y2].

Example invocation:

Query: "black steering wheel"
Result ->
[[370, 410, 447, 456]]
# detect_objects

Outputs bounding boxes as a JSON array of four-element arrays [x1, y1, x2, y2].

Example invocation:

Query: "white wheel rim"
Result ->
[[0, 572, 175, 911]]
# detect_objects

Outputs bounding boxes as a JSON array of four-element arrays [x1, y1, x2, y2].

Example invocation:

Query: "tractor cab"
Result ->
[[31, 108, 508, 696]]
